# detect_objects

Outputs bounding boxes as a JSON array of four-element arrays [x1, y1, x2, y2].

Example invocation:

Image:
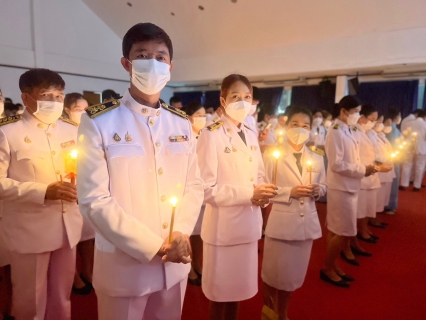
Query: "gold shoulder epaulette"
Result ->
[[309, 145, 325, 157], [0, 115, 21, 126], [161, 102, 188, 119], [59, 116, 78, 126], [333, 124, 340, 130], [207, 121, 223, 131], [85, 99, 120, 119]]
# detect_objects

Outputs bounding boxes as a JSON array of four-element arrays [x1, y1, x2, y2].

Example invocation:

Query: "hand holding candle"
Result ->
[[64, 149, 78, 185]]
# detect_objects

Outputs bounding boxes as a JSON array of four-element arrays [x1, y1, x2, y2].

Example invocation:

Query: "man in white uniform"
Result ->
[[410, 111, 426, 191], [77, 23, 204, 320], [0, 69, 83, 319]]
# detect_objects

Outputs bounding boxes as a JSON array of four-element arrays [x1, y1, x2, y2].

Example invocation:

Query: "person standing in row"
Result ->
[[0, 69, 83, 319], [409, 110, 426, 191], [308, 109, 327, 150], [197, 74, 277, 320], [321, 95, 376, 288], [77, 23, 204, 320], [262, 106, 326, 320]]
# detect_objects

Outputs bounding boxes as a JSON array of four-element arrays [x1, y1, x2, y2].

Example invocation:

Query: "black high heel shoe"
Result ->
[[340, 252, 360, 266], [351, 246, 372, 257], [319, 270, 350, 288]]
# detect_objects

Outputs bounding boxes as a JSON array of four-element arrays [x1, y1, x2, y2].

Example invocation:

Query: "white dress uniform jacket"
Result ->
[[411, 117, 426, 155], [258, 121, 277, 147], [371, 131, 396, 183], [325, 119, 366, 192], [77, 91, 204, 297], [244, 115, 258, 133], [309, 125, 326, 146], [263, 142, 326, 241], [401, 114, 416, 132], [0, 111, 83, 253], [197, 115, 265, 246], [352, 125, 381, 190]]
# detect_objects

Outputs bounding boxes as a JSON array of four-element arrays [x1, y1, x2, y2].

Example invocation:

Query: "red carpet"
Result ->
[[2, 185, 426, 320]]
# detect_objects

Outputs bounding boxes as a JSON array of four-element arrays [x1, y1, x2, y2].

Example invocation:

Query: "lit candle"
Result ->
[[64, 149, 78, 185], [273, 150, 281, 185], [169, 197, 178, 244], [307, 160, 313, 184]]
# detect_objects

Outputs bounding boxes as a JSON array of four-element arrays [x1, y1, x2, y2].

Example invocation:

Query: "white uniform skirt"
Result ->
[[376, 182, 392, 212], [202, 241, 258, 302], [261, 237, 313, 291], [0, 219, 10, 267], [357, 189, 378, 219], [191, 205, 205, 236], [326, 189, 359, 237]]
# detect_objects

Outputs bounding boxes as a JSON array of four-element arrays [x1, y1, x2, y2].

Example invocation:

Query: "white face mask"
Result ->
[[225, 101, 251, 123], [192, 116, 207, 131], [323, 119, 332, 129], [374, 123, 384, 132], [383, 126, 392, 134], [347, 112, 361, 126], [0, 101, 4, 117], [31, 100, 64, 124], [69, 110, 85, 125], [269, 118, 278, 127], [361, 120, 376, 131], [130, 59, 170, 95], [312, 117, 323, 127], [249, 104, 257, 116], [286, 127, 310, 145]]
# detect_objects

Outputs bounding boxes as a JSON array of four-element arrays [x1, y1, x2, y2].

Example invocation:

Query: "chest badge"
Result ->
[[24, 136, 31, 144], [141, 108, 148, 115], [169, 135, 189, 142], [113, 133, 121, 142], [125, 132, 132, 142], [60, 140, 76, 149], [225, 147, 231, 153]]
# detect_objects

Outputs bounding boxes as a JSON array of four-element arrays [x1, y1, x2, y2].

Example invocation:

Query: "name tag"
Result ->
[[169, 135, 189, 142], [61, 140, 76, 149]]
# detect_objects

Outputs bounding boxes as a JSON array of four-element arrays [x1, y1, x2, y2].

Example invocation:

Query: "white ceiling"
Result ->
[[83, 0, 426, 85]]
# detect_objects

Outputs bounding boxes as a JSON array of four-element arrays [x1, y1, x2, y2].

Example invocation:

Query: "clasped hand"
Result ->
[[290, 184, 320, 199], [45, 181, 77, 202], [365, 165, 380, 177], [159, 232, 192, 264], [251, 183, 277, 206]]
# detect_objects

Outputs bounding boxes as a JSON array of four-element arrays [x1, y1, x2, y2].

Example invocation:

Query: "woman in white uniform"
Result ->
[[321, 96, 376, 287], [308, 109, 326, 149], [62, 93, 95, 295], [341, 104, 382, 264], [262, 106, 326, 320], [197, 74, 277, 320], [183, 101, 207, 286], [371, 115, 395, 226]]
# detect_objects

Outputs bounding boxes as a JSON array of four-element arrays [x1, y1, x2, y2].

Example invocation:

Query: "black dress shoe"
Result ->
[[194, 269, 202, 279], [340, 252, 360, 266], [357, 233, 377, 244], [72, 284, 92, 295], [338, 274, 355, 282], [368, 221, 385, 229], [413, 187, 421, 192], [319, 270, 350, 288], [351, 246, 372, 257], [3, 316, 15, 320], [80, 274, 93, 289], [188, 276, 201, 286], [399, 186, 406, 191], [369, 233, 379, 240], [380, 221, 389, 226]]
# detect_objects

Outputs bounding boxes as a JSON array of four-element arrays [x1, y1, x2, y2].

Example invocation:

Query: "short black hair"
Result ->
[[417, 110, 426, 118], [261, 103, 276, 116], [413, 109, 423, 116], [122, 23, 173, 60], [286, 105, 313, 126], [338, 95, 362, 112], [102, 89, 120, 101], [170, 96, 181, 105], [19, 68, 65, 94], [386, 108, 400, 121], [360, 104, 377, 117], [182, 101, 203, 116]]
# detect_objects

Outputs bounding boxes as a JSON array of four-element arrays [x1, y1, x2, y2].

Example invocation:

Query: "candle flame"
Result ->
[[279, 131, 284, 136], [412, 132, 418, 136], [170, 197, 178, 207], [273, 150, 281, 159], [307, 160, 312, 166], [70, 149, 78, 159], [403, 141, 407, 146]]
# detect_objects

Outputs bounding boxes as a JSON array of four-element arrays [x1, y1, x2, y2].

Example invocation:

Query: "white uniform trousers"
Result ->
[[0, 218, 10, 267], [413, 155, 426, 189], [10, 245, 76, 320], [400, 152, 415, 187], [97, 280, 186, 320]]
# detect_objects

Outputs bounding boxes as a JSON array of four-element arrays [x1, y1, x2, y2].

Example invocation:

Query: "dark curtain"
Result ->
[[173, 91, 203, 107], [258, 87, 284, 107], [357, 80, 419, 118], [204, 90, 220, 109], [291, 84, 336, 113]]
